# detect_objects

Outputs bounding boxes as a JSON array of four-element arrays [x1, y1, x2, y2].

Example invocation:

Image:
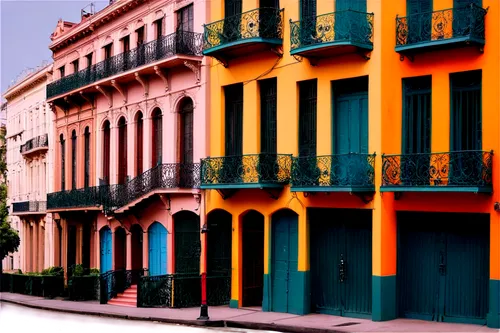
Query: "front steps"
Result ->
[[107, 285, 137, 307]]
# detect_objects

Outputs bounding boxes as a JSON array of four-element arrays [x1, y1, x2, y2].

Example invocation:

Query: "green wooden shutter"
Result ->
[[407, 0, 432, 44], [298, 79, 317, 157], [225, 84, 244, 156], [336, 0, 366, 12], [300, 0, 317, 46], [260, 78, 277, 154]]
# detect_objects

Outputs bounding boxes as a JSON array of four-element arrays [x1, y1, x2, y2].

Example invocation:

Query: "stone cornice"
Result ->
[[3, 65, 52, 101]]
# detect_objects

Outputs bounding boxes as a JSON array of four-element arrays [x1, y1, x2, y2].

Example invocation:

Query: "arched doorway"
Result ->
[[131, 224, 143, 271], [242, 210, 264, 307], [100, 226, 112, 273], [174, 211, 200, 274], [270, 209, 299, 314], [207, 210, 232, 306], [148, 222, 167, 276], [115, 227, 127, 270]]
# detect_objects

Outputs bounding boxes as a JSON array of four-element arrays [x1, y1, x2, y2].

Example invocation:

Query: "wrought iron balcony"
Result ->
[[395, 4, 487, 56], [46, 31, 203, 99], [12, 201, 47, 214], [290, 10, 374, 58], [20, 134, 48, 155], [112, 163, 200, 211], [200, 153, 292, 189], [381, 150, 493, 193], [47, 185, 111, 210], [203, 8, 284, 64], [291, 153, 376, 192]]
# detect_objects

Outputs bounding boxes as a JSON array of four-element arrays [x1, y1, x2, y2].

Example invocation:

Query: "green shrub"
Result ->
[[41, 266, 64, 276], [72, 264, 85, 277], [89, 268, 100, 275]]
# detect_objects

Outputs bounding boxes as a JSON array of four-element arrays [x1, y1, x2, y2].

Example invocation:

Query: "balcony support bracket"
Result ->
[[111, 80, 127, 104], [399, 53, 414, 62], [135, 72, 149, 97], [264, 187, 283, 200], [79, 91, 94, 109], [184, 60, 201, 84], [95, 85, 113, 108], [351, 191, 375, 204], [64, 95, 80, 110], [357, 50, 371, 61], [271, 46, 284, 58], [159, 194, 171, 211], [153, 66, 169, 92], [394, 192, 403, 200], [213, 55, 228, 68], [216, 189, 237, 200], [308, 57, 319, 66]]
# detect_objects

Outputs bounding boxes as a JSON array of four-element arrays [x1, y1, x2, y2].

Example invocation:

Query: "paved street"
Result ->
[[0, 302, 277, 333]]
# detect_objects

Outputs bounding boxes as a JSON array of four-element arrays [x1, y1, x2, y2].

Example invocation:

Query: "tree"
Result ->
[[0, 123, 20, 275]]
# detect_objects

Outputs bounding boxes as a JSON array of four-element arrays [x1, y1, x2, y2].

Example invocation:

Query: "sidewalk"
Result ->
[[0, 292, 496, 333]]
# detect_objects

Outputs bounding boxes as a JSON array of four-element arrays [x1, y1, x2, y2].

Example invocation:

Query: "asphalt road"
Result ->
[[0, 302, 281, 333]]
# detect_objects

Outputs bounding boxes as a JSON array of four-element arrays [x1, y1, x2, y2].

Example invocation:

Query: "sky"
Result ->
[[0, 0, 108, 97]]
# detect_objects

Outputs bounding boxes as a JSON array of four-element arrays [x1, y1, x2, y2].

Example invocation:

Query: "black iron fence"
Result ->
[[206, 274, 231, 306], [20, 134, 48, 154], [138, 273, 202, 308], [99, 269, 147, 304], [12, 201, 47, 213], [0, 273, 64, 298]]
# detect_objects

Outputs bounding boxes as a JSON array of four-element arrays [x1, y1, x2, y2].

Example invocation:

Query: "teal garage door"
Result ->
[[397, 212, 489, 325], [310, 209, 372, 318], [271, 210, 299, 314]]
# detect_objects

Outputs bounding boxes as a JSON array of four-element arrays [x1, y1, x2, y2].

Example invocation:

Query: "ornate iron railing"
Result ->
[[12, 201, 47, 213], [20, 134, 48, 154], [113, 163, 201, 209], [203, 8, 284, 51], [381, 150, 493, 190], [290, 10, 374, 52], [99, 269, 147, 304], [396, 4, 487, 49], [47, 186, 107, 210], [137, 273, 201, 308], [201, 153, 292, 188], [291, 153, 376, 191], [47, 31, 203, 99]]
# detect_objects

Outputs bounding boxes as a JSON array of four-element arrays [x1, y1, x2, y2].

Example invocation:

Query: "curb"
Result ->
[[0, 298, 345, 333]]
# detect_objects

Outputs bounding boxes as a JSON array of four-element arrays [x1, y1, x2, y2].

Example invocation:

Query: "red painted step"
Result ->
[[107, 285, 137, 307]]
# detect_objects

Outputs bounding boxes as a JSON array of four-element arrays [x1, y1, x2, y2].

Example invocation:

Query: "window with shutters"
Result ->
[[224, 0, 242, 42], [71, 60, 79, 73], [224, 83, 243, 156], [60, 134, 65, 190], [152, 108, 163, 167], [177, 5, 194, 32], [179, 99, 194, 164], [103, 121, 111, 184], [298, 79, 317, 157], [71, 130, 77, 189], [84, 127, 90, 188], [136, 112, 143, 175], [260, 78, 277, 154], [406, 0, 432, 44], [118, 117, 128, 184], [300, 0, 317, 45], [402, 76, 432, 154]]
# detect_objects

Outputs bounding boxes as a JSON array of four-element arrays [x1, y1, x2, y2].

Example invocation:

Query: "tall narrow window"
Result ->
[[179, 99, 194, 164], [104, 43, 113, 59], [86, 53, 93, 67], [59, 66, 65, 78], [298, 79, 317, 157], [71, 59, 79, 73], [300, 0, 317, 46], [118, 117, 128, 184], [224, 83, 244, 156], [151, 109, 163, 167], [84, 127, 90, 188], [60, 134, 66, 190], [136, 112, 143, 175], [122, 35, 130, 52], [136, 27, 146, 66], [155, 18, 164, 39], [224, 0, 242, 42], [177, 5, 194, 32], [406, 0, 432, 44], [136, 27, 145, 45], [71, 130, 77, 189], [260, 78, 277, 154], [103, 121, 111, 184]]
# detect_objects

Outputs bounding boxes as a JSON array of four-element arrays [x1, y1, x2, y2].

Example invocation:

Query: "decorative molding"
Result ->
[[134, 72, 149, 97], [95, 85, 113, 108], [111, 80, 127, 104], [153, 66, 169, 92], [183, 60, 201, 84]]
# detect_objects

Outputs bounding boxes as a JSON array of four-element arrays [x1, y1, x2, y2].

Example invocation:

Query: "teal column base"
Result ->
[[229, 299, 239, 309], [372, 275, 397, 321], [487, 279, 500, 328], [289, 270, 310, 315], [262, 274, 271, 312]]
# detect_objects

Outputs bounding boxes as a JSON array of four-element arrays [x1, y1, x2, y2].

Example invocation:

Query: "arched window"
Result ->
[[84, 127, 91, 188], [179, 99, 193, 164], [71, 130, 77, 189], [60, 134, 65, 191], [118, 117, 127, 184], [151, 108, 162, 167], [103, 120, 111, 184], [136, 112, 143, 175]]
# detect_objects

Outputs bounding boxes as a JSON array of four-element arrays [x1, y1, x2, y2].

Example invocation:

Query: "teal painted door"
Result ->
[[335, 0, 368, 43], [148, 222, 167, 276], [174, 212, 201, 274], [310, 209, 372, 318], [271, 210, 299, 314], [397, 212, 489, 324], [100, 227, 112, 273], [407, 0, 432, 44], [333, 80, 369, 186]]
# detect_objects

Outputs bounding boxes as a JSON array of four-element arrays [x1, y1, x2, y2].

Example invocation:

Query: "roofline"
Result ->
[[3, 63, 53, 101]]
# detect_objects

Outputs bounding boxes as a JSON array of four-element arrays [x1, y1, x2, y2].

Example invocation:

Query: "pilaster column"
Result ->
[[126, 231, 132, 270], [142, 230, 149, 272], [143, 116, 152, 172], [76, 225, 83, 264]]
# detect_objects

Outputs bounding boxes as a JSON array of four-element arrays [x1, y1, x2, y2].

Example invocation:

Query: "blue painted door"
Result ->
[[148, 222, 167, 276], [271, 211, 299, 314], [100, 227, 112, 273]]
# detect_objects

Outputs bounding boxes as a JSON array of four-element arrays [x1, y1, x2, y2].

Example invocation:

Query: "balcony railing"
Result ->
[[381, 150, 493, 193], [20, 134, 48, 154], [395, 4, 487, 53], [203, 8, 284, 54], [47, 31, 203, 99], [291, 153, 376, 192], [113, 163, 201, 210], [200, 153, 292, 189], [12, 201, 47, 214], [47, 186, 110, 210], [290, 10, 374, 55]]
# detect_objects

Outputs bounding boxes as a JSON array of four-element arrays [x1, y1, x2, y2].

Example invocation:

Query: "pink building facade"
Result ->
[[46, 0, 208, 279]]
